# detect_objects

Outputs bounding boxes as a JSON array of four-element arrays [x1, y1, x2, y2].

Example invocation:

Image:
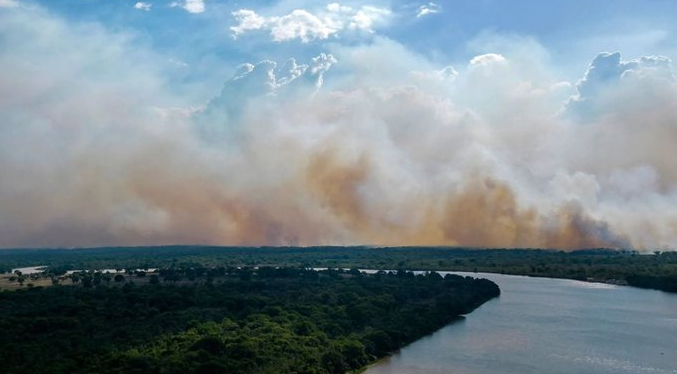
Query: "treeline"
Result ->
[[0, 267, 499, 374], [626, 275, 677, 293], [2, 246, 677, 293]]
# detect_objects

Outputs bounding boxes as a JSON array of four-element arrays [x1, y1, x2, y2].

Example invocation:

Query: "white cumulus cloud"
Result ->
[[134, 2, 152, 11], [230, 3, 391, 43], [469, 53, 507, 67], [566, 51, 675, 119], [201, 53, 337, 123], [416, 2, 441, 18], [170, 0, 204, 14]]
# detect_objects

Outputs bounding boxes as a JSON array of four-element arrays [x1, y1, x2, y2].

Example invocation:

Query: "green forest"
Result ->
[[2, 246, 676, 292], [0, 267, 499, 374]]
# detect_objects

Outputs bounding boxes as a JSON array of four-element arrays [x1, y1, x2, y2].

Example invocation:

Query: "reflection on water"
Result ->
[[10, 266, 47, 275], [8, 266, 158, 275], [365, 272, 677, 374]]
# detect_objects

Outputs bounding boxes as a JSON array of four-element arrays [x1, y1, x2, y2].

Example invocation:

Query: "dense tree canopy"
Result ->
[[0, 267, 499, 374], [2, 246, 676, 292]]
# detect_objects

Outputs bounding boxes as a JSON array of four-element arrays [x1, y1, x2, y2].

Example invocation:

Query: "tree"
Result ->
[[321, 349, 347, 374], [82, 276, 93, 288], [114, 274, 125, 283], [0, 266, 499, 374], [193, 361, 229, 374]]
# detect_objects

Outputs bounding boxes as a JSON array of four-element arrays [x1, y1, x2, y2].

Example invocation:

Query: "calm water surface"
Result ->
[[10, 266, 47, 274], [365, 272, 677, 374]]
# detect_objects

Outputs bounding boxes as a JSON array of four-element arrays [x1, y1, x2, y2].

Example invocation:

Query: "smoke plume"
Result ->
[[1, 9, 676, 250]]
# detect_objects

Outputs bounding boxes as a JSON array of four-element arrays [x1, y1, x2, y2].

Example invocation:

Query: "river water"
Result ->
[[365, 272, 677, 374], [10, 266, 47, 275]]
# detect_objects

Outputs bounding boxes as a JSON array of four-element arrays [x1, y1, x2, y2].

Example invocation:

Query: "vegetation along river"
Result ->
[[365, 272, 677, 374]]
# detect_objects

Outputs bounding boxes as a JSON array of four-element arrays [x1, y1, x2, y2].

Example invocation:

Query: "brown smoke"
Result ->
[[0, 9, 675, 250]]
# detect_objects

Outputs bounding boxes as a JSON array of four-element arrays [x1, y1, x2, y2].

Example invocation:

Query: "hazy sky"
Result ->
[[1, 1, 676, 250]]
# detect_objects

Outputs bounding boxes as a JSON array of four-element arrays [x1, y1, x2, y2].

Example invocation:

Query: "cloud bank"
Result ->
[[1, 8, 677, 250]]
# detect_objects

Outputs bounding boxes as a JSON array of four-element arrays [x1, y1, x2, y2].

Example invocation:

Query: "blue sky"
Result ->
[[16, 0, 677, 96], [1, 0, 677, 249]]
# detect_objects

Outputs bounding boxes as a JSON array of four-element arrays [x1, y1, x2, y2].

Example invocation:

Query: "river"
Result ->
[[365, 272, 677, 374], [10, 266, 47, 275]]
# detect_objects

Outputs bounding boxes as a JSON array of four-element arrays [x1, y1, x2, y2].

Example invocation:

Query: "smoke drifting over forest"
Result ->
[[1, 8, 676, 250]]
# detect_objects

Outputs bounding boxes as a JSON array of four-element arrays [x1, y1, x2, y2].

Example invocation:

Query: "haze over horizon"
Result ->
[[1, 0, 677, 251]]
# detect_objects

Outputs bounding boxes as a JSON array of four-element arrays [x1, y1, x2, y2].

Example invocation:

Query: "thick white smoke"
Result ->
[[1, 8, 676, 250]]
